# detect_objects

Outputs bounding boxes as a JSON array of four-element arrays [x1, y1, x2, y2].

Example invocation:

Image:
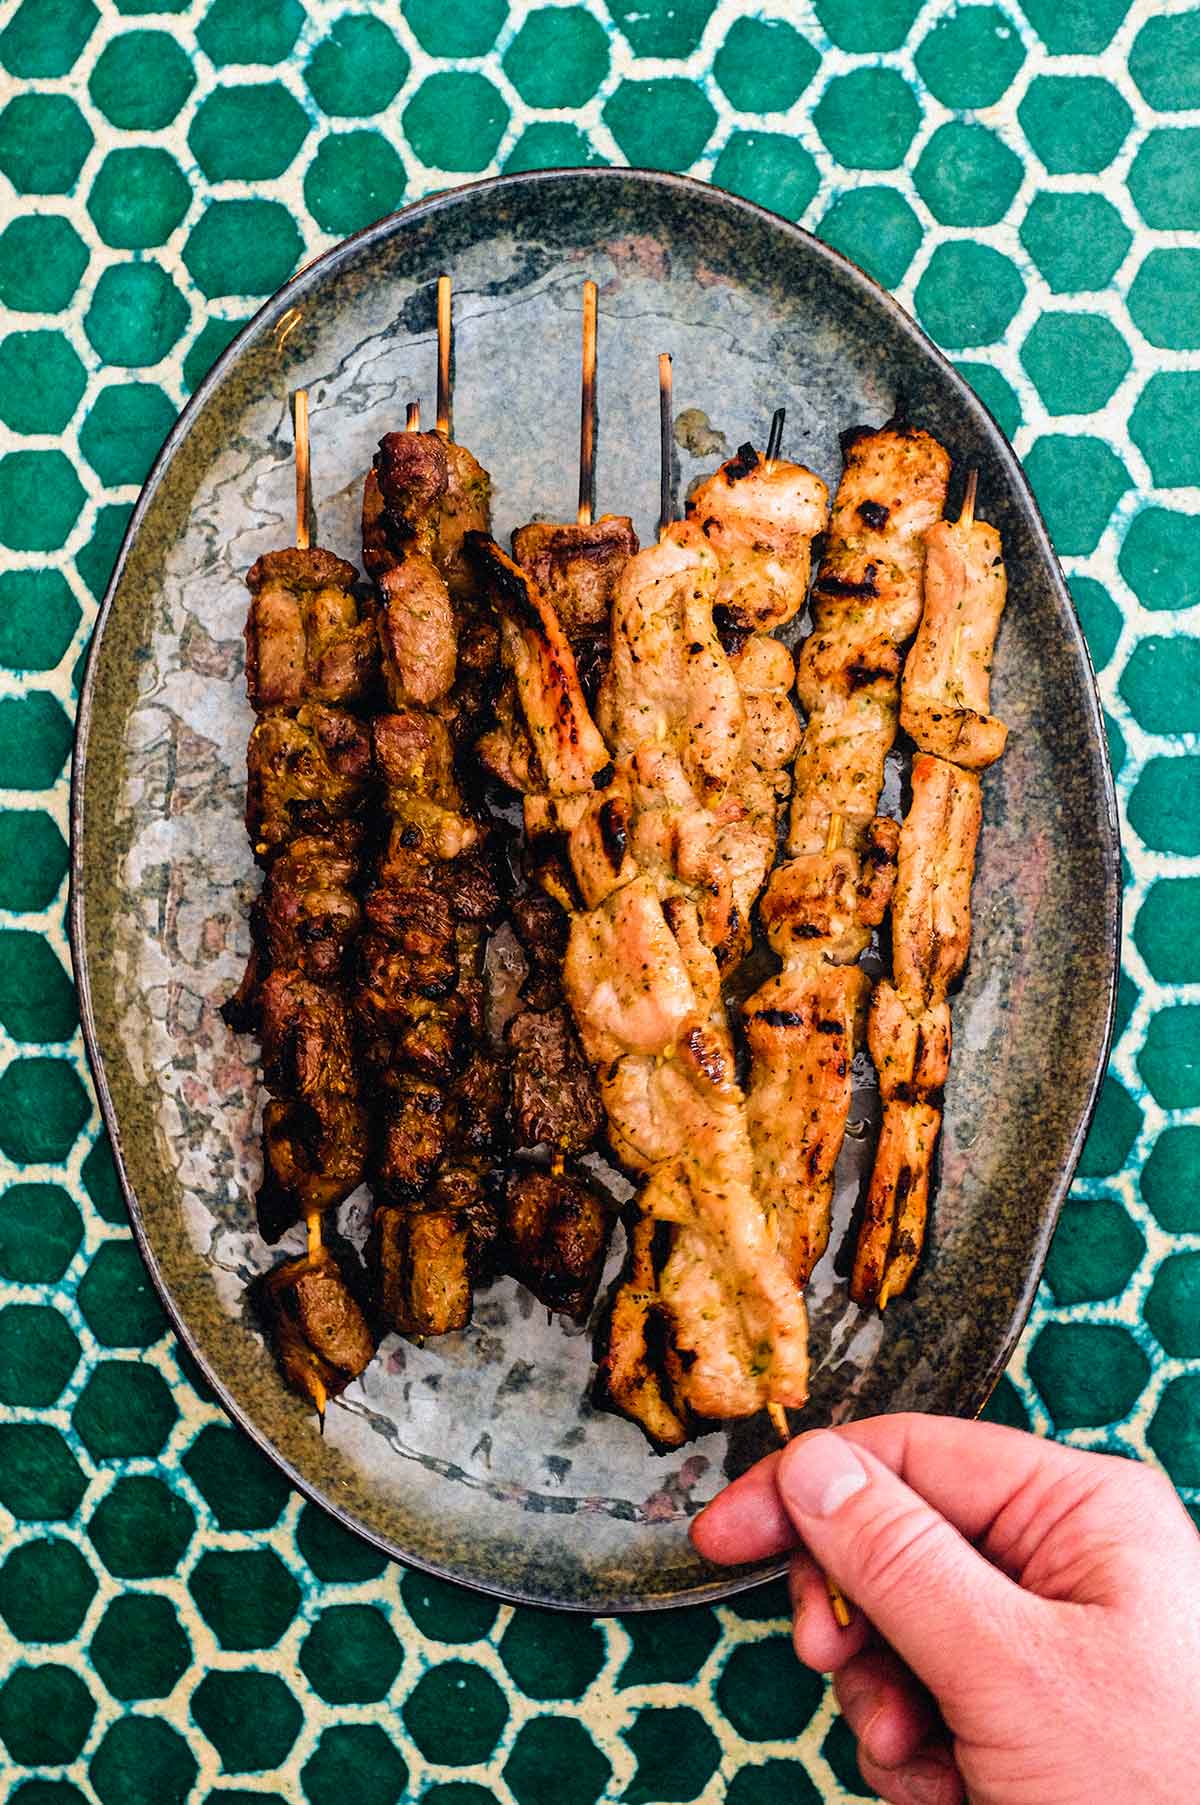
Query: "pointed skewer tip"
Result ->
[[406, 400, 421, 432], [767, 1401, 790, 1440]]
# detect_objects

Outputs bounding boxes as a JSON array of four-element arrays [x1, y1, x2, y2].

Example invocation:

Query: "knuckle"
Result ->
[[1126, 1458, 1174, 1507], [1085, 1451, 1176, 1529], [852, 1505, 951, 1608]]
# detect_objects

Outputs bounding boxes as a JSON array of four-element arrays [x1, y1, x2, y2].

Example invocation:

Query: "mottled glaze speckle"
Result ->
[[71, 170, 1119, 1612]]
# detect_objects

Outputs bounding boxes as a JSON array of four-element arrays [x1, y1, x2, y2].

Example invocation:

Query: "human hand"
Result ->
[[691, 1414, 1200, 1805]]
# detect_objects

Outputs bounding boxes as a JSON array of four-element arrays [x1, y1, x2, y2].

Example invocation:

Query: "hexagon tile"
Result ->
[[0, 0, 1197, 1800]]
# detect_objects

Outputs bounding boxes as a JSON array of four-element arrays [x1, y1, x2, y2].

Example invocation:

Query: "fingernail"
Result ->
[[779, 1432, 868, 1518]]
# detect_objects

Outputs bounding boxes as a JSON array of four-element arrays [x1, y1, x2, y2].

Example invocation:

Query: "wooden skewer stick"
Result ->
[[436, 274, 452, 439], [945, 472, 978, 679], [658, 352, 673, 542], [960, 466, 979, 530], [767, 1403, 852, 1627], [291, 386, 325, 1272], [578, 279, 598, 527], [825, 812, 843, 856], [826, 1574, 853, 1627], [293, 387, 310, 551], [765, 405, 786, 469], [406, 400, 421, 432]]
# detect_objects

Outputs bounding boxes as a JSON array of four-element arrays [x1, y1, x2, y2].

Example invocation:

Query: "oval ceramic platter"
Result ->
[[72, 169, 1120, 1612]]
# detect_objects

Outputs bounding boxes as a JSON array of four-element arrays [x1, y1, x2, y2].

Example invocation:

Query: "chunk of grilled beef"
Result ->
[[507, 1008, 604, 1155], [246, 704, 372, 860], [503, 1166, 609, 1323], [374, 1203, 471, 1337], [511, 515, 639, 640], [258, 1093, 368, 1243], [375, 1073, 447, 1200], [257, 971, 358, 1100], [428, 1160, 499, 1265], [510, 890, 570, 1010], [450, 1049, 506, 1154], [366, 431, 491, 604], [364, 880, 454, 958], [250, 829, 364, 989], [260, 1243, 375, 1411], [244, 546, 376, 712], [377, 554, 457, 708], [439, 848, 502, 923]]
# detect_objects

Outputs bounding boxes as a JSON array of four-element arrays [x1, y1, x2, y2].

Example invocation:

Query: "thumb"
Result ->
[[777, 1430, 1033, 1712]]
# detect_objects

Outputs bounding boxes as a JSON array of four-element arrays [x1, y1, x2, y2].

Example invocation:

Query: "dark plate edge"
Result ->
[[68, 166, 1122, 1614]]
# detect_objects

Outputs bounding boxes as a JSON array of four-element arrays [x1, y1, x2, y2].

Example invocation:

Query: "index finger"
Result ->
[[691, 1413, 1107, 1570], [690, 1448, 792, 1565]]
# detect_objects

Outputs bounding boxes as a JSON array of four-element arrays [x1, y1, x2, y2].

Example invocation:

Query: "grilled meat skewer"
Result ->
[[851, 756, 979, 1306], [224, 395, 377, 1417], [359, 395, 505, 1339], [788, 424, 952, 863], [744, 423, 951, 1288], [853, 475, 1008, 1306], [471, 536, 615, 1323], [473, 285, 631, 1324], [235, 550, 377, 1241], [580, 433, 828, 1440]]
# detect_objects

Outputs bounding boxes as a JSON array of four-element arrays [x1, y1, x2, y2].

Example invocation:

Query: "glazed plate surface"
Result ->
[[72, 170, 1119, 1611]]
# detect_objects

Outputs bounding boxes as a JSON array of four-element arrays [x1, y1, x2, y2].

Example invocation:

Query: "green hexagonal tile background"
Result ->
[[0, 2, 1196, 1800]]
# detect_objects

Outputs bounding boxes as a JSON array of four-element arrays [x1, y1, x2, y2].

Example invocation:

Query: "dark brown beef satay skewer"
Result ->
[[496, 282, 626, 1321], [469, 282, 628, 1321], [225, 387, 376, 1421], [358, 278, 507, 1339]]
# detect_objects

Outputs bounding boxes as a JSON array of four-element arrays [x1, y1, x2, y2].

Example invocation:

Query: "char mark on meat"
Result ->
[[723, 442, 761, 483], [812, 565, 880, 600]]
